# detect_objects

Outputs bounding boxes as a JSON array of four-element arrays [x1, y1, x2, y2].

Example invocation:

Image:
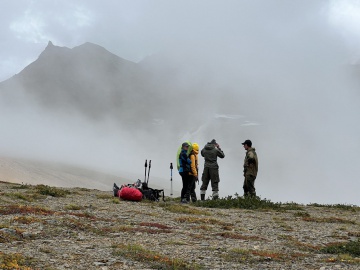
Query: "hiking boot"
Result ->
[[113, 183, 120, 197], [212, 196, 219, 200], [181, 199, 189, 204], [200, 194, 205, 201]]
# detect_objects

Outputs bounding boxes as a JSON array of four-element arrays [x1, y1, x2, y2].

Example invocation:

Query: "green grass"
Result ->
[[294, 211, 310, 218], [223, 248, 306, 263], [321, 240, 360, 257], [302, 216, 356, 225], [162, 204, 211, 216], [35, 185, 70, 197], [113, 243, 203, 269], [10, 184, 31, 190], [5, 192, 45, 202], [175, 216, 231, 226], [194, 195, 303, 211], [96, 194, 113, 199], [65, 204, 84, 210], [308, 203, 360, 212]]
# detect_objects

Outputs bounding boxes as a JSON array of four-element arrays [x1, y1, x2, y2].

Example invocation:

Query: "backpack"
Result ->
[[176, 140, 192, 170], [140, 182, 164, 202]]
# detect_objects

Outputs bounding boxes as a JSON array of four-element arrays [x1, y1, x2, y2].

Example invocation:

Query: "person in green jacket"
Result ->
[[242, 139, 258, 197], [200, 139, 225, 200]]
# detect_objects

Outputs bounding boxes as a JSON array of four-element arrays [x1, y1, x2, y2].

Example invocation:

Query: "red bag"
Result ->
[[119, 186, 143, 201]]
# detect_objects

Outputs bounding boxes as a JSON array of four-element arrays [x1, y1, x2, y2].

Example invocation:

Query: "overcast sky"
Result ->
[[1, 1, 360, 204], [1, 0, 360, 81]]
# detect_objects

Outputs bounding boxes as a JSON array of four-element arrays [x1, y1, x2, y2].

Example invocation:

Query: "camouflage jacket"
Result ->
[[243, 147, 258, 177], [201, 143, 225, 169]]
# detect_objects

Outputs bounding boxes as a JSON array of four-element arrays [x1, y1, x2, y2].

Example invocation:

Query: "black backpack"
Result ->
[[141, 182, 164, 202]]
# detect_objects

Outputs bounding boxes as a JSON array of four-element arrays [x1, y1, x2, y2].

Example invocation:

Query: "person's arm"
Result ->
[[190, 155, 197, 176], [181, 151, 191, 165], [247, 151, 255, 165], [216, 146, 225, 158]]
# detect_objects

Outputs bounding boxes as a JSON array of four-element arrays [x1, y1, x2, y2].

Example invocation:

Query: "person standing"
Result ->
[[189, 143, 199, 202], [242, 139, 258, 197], [178, 142, 192, 203], [200, 139, 225, 200]]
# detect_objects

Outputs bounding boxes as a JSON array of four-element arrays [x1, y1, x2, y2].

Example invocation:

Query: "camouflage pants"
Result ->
[[200, 167, 220, 192], [243, 175, 256, 196]]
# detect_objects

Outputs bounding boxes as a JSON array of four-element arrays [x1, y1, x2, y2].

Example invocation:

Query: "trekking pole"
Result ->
[[170, 162, 173, 196], [144, 159, 148, 183], [147, 160, 151, 184]]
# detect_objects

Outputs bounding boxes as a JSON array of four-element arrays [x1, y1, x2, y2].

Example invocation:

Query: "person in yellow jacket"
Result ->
[[189, 143, 199, 202]]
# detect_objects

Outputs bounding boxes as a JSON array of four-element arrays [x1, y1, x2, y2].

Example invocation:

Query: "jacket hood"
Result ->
[[205, 143, 215, 150], [191, 149, 199, 155], [247, 147, 255, 152]]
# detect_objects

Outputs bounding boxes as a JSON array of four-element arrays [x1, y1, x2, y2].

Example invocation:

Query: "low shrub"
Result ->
[[163, 204, 211, 216], [194, 195, 303, 211], [35, 185, 70, 197], [308, 203, 359, 212], [113, 243, 203, 269], [321, 240, 360, 257]]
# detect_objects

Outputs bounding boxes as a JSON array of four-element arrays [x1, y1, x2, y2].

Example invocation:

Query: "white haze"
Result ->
[[1, 1, 360, 204]]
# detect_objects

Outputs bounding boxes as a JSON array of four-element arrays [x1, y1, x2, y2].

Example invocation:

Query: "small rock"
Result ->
[[335, 265, 341, 269], [319, 267, 326, 270], [22, 232, 33, 239], [94, 262, 106, 266], [0, 228, 17, 235]]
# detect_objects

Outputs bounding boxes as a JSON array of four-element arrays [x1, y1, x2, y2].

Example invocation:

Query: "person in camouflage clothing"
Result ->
[[242, 139, 258, 197], [200, 139, 225, 200]]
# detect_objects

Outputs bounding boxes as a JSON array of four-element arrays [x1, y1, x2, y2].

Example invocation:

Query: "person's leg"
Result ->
[[189, 176, 197, 202], [184, 174, 192, 202], [200, 167, 210, 200], [247, 175, 256, 197], [210, 168, 220, 200], [243, 175, 249, 197], [180, 173, 187, 201], [200, 168, 210, 201]]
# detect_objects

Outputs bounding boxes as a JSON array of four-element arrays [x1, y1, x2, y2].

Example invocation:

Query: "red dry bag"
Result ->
[[119, 186, 143, 201]]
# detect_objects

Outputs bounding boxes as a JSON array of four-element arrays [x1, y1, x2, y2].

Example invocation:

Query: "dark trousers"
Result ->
[[180, 172, 192, 201], [243, 175, 256, 196], [189, 176, 197, 202]]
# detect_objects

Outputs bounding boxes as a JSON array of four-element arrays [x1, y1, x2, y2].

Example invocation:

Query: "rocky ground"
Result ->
[[0, 181, 359, 270]]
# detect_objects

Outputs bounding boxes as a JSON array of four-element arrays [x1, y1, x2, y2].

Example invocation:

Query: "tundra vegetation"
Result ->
[[0, 181, 359, 269]]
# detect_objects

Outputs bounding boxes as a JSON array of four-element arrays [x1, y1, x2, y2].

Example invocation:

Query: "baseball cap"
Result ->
[[242, 140, 252, 147]]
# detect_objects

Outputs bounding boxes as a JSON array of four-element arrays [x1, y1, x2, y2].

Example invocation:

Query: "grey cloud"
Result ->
[[0, 0, 360, 204]]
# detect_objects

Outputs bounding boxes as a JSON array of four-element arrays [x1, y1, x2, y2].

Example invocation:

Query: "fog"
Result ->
[[1, 1, 360, 204]]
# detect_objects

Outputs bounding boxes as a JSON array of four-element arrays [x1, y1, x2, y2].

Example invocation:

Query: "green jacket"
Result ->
[[201, 143, 225, 169], [243, 147, 258, 177]]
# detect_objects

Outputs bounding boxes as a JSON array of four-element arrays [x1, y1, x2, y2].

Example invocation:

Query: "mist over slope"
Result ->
[[0, 39, 359, 205]]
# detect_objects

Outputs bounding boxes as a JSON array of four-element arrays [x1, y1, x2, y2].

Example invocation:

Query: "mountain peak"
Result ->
[[44, 41, 55, 51]]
